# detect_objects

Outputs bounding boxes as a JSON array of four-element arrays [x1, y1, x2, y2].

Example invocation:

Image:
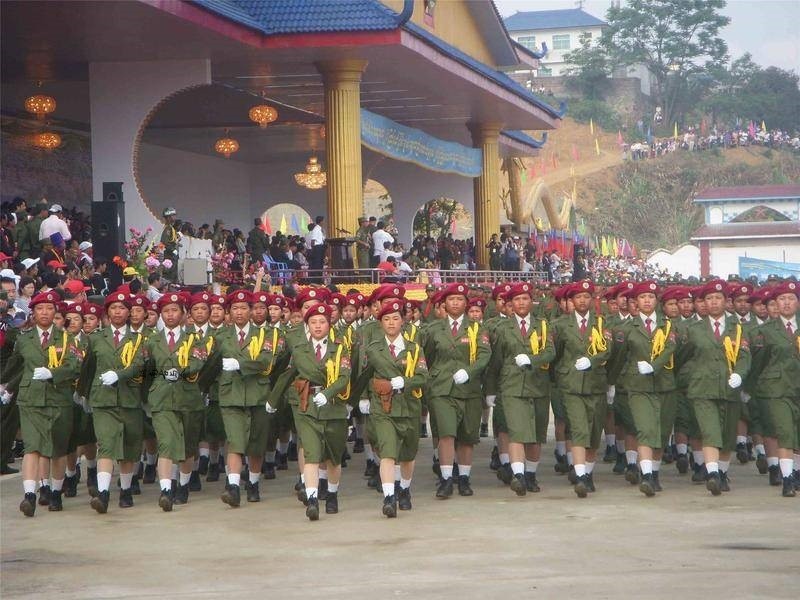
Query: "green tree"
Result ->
[[603, 0, 730, 128], [562, 32, 613, 100]]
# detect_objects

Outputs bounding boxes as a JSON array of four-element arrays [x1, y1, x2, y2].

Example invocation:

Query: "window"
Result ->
[[517, 35, 536, 50], [584, 31, 593, 39], [552, 34, 571, 50], [537, 66, 553, 77]]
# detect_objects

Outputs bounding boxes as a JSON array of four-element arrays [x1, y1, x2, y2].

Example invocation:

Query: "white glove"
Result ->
[[358, 399, 371, 414], [312, 392, 328, 407], [741, 391, 751, 403], [728, 373, 742, 389], [265, 402, 277, 414], [222, 358, 240, 372], [32, 367, 53, 380], [204, 394, 211, 407], [164, 368, 179, 382], [514, 354, 531, 367], [606, 385, 616, 405], [1, 390, 12, 405], [99, 371, 119, 386], [485, 395, 496, 408], [452, 369, 469, 384], [637, 361, 654, 375], [390, 376, 404, 391], [574, 357, 591, 371]]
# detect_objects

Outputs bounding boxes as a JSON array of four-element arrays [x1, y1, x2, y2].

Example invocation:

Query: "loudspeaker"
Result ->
[[92, 183, 126, 261]]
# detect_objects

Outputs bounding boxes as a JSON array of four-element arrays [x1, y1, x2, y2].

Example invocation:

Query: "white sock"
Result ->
[[606, 434, 616, 446], [432, 447, 439, 460], [692, 451, 704, 465], [499, 453, 510, 465], [199, 447, 210, 458], [328, 481, 339, 493], [97, 471, 113, 492], [625, 450, 638, 464], [566, 451, 574, 466], [51, 478, 64, 492], [719, 460, 730, 473], [227, 473, 240, 487], [277, 441, 289, 454], [146, 453, 157, 466], [736, 436, 747, 445], [65, 468, 77, 478], [616, 440, 625, 453], [510, 461, 524, 475], [319, 468, 328, 481], [381, 483, 395, 497], [159, 478, 172, 492], [640, 459, 653, 475], [779, 459, 794, 477], [458, 464, 472, 477], [365, 445, 376, 462], [754, 444, 765, 456], [440, 465, 453, 479], [400, 478, 412, 490], [394, 465, 401, 481], [224, 465, 230, 475], [85, 459, 97, 468], [585, 461, 595, 474], [574, 464, 586, 477], [306, 486, 318, 500], [767, 456, 779, 467], [249, 471, 259, 485], [40, 479, 48, 489], [676, 443, 688, 455], [264, 451, 276, 463], [706, 461, 719, 474], [178, 471, 191, 486], [120, 472, 133, 490], [300, 473, 306, 484], [23, 480, 36, 494], [524, 460, 539, 473], [556, 441, 566, 455], [652, 461, 660, 472]]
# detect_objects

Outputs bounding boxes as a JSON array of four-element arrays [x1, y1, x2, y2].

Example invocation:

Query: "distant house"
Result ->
[[690, 184, 800, 277]]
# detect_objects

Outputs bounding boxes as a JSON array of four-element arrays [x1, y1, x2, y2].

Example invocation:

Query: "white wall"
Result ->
[[646, 244, 700, 278], [710, 239, 800, 277], [511, 26, 604, 76]]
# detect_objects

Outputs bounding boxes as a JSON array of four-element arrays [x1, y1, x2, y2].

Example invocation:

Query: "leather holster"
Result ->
[[293, 378, 310, 412], [372, 378, 394, 414]]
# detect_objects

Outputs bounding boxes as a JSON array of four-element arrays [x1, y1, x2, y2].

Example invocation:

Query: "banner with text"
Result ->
[[739, 256, 800, 280]]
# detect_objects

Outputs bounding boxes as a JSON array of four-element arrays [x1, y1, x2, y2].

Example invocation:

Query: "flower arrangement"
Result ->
[[113, 226, 173, 277]]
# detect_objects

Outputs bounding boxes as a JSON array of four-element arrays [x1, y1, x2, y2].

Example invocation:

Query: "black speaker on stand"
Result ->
[[93, 183, 126, 290]]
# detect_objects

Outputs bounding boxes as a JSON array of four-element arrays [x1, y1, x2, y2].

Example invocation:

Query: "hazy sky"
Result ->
[[495, 0, 800, 72]]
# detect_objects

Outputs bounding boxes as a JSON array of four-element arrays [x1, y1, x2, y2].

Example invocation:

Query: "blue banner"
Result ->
[[739, 256, 800, 279], [360, 109, 482, 177]]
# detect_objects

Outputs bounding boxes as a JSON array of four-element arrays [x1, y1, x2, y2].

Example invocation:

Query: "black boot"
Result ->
[[510, 473, 527, 497], [221, 483, 241, 507], [652, 471, 663, 492], [662, 444, 675, 464], [367, 471, 381, 490], [87, 467, 98, 498], [603, 444, 617, 463], [325, 491, 339, 514], [676, 453, 689, 474], [19, 492, 37, 517], [118, 488, 134, 508], [782, 476, 796, 497], [586, 472, 596, 493], [431, 457, 441, 479], [276, 451, 289, 470], [318, 478, 329, 501], [497, 463, 513, 485], [397, 487, 412, 510], [246, 480, 261, 502], [131, 474, 141, 495], [63, 475, 78, 498], [525, 472, 541, 492], [206, 462, 221, 482], [567, 466, 578, 485], [173, 483, 190, 505], [457, 475, 474, 496], [363, 459, 377, 477], [48, 489, 63, 511], [306, 495, 320, 521], [38, 485, 51, 506], [198, 455, 210, 476], [287, 440, 298, 461], [706, 471, 722, 496], [574, 474, 589, 498], [613, 452, 626, 475], [91, 489, 110, 513], [420, 422, 428, 438], [692, 463, 707, 484], [262, 462, 276, 480], [735, 443, 749, 464], [755, 453, 768, 475], [382, 494, 397, 518], [189, 470, 202, 492], [142, 463, 156, 484], [489, 446, 500, 471], [719, 471, 731, 492], [639, 473, 656, 497], [436, 477, 454, 499], [625, 463, 640, 485], [768, 464, 782, 486], [480, 422, 489, 438], [158, 488, 174, 512]]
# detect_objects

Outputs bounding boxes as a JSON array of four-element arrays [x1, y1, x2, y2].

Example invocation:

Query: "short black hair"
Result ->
[[315, 216, 324, 224], [148, 273, 160, 285], [42, 272, 60, 289]]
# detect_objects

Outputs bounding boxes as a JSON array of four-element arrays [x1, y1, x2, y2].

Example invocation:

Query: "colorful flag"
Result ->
[[299, 213, 307, 232], [617, 130, 624, 146], [589, 118, 594, 135], [673, 122, 678, 140], [569, 165, 575, 177], [279, 213, 288, 234], [700, 119, 707, 135], [748, 121, 756, 137], [263, 216, 273, 235], [290, 214, 299, 234], [595, 138, 601, 156], [646, 125, 653, 144], [760, 120, 766, 132], [572, 179, 577, 203], [520, 169, 527, 184]]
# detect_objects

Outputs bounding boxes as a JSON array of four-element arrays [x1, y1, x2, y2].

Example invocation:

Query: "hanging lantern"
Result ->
[[249, 104, 278, 128], [214, 129, 239, 158], [32, 132, 62, 150], [294, 156, 327, 190], [25, 94, 57, 120]]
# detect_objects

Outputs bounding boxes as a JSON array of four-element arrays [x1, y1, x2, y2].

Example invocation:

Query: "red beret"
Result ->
[[209, 294, 225, 307], [773, 280, 799, 300], [55, 302, 68, 314], [130, 294, 148, 308], [251, 291, 270, 306], [30, 291, 60, 309], [699, 279, 727, 299], [660, 286, 692, 302], [616, 281, 636, 299], [345, 293, 365, 308], [296, 287, 330, 307], [603, 284, 619, 301], [468, 297, 487, 309], [749, 287, 771, 304], [504, 281, 534, 301], [189, 292, 212, 308], [631, 280, 660, 298], [406, 299, 421, 310], [157, 292, 187, 311], [148, 302, 159, 312], [369, 284, 405, 304], [565, 280, 595, 298], [329, 293, 347, 307], [377, 299, 404, 320], [303, 302, 332, 323], [267, 294, 286, 308], [85, 303, 103, 317], [105, 291, 132, 309], [728, 282, 753, 299], [63, 302, 85, 315], [226, 290, 253, 307], [440, 282, 468, 300], [492, 283, 513, 300], [690, 285, 705, 299]]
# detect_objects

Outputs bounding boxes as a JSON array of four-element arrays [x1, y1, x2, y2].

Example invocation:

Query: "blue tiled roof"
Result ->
[[504, 8, 606, 32], [191, 0, 403, 34], [502, 129, 548, 149]]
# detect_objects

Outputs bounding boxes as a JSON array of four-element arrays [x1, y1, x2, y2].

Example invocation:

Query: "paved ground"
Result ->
[[2, 438, 798, 600]]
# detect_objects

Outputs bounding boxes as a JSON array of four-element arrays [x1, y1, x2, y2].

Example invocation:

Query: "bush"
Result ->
[[565, 99, 621, 131]]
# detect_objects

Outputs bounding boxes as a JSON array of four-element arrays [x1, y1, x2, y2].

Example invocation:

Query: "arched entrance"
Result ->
[[260, 203, 312, 237], [412, 198, 473, 240], [363, 178, 395, 234]]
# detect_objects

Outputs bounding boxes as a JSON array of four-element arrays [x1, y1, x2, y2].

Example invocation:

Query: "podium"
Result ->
[[326, 237, 355, 270]]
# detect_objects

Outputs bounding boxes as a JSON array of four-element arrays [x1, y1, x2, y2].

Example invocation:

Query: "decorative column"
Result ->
[[469, 123, 502, 269], [315, 59, 368, 241]]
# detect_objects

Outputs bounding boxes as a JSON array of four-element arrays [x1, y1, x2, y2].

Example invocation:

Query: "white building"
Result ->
[[690, 184, 800, 278]]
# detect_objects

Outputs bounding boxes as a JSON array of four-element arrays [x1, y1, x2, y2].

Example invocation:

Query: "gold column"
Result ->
[[315, 60, 368, 242], [470, 123, 502, 269]]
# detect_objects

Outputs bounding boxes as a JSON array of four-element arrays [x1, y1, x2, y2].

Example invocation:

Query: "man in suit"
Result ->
[[143, 292, 207, 511], [79, 291, 147, 513], [681, 279, 751, 496], [5, 291, 81, 517], [486, 282, 555, 496], [553, 280, 614, 498], [422, 283, 491, 498]]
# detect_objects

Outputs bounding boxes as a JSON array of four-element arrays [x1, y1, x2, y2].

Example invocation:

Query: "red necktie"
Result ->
[[315, 343, 323, 362], [113, 329, 121, 348], [41, 330, 49, 349], [389, 343, 396, 358], [520, 319, 527, 338], [645, 318, 653, 335], [168, 331, 176, 352], [713, 321, 721, 341], [238, 330, 246, 347], [451, 320, 459, 336], [580, 318, 587, 336], [787, 322, 794, 336]]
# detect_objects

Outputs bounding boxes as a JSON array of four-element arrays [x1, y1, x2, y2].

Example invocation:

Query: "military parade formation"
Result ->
[[2, 274, 799, 523]]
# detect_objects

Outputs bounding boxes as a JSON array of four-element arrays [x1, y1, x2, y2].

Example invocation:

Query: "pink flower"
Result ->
[[145, 256, 160, 268], [162, 259, 173, 269]]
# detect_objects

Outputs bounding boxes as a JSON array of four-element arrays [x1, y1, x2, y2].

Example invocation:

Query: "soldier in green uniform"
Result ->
[[355, 216, 372, 271], [483, 283, 513, 479], [486, 282, 555, 496], [198, 293, 227, 481], [419, 284, 438, 323], [422, 282, 491, 498], [79, 291, 147, 513], [748, 281, 800, 497], [143, 292, 207, 511], [160, 207, 179, 282], [7, 291, 81, 517], [681, 279, 751, 496], [268, 302, 351, 520], [553, 280, 613, 498], [26, 201, 49, 260], [608, 281, 677, 496], [357, 299, 428, 518]]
